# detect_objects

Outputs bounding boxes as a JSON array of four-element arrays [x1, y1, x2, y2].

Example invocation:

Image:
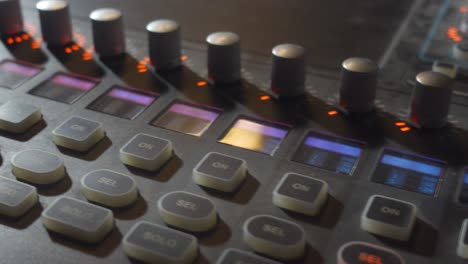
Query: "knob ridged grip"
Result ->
[[207, 31, 241, 84], [339, 57, 378, 113], [270, 43, 306, 97], [36, 0, 73, 46], [90, 8, 126, 57], [146, 19, 181, 71], [0, 0, 23, 35], [409, 71, 453, 128]]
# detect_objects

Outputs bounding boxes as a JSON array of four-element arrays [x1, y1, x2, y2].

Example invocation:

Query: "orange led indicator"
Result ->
[[15, 36, 22, 43], [448, 27, 463, 42], [260, 95, 271, 101], [460, 6, 468, 13], [6, 38, 14, 45], [400, 126, 411, 132], [328, 110, 339, 116], [31, 40, 41, 49], [181, 55, 188, 61], [22, 34, 30, 40], [197, 81, 208, 87], [394, 121, 406, 127]]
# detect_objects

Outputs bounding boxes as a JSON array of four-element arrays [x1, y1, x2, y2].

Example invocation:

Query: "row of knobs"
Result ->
[[0, 0, 454, 128]]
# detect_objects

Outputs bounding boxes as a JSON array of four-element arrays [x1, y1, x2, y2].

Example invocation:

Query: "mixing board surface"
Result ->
[[0, 0, 467, 263]]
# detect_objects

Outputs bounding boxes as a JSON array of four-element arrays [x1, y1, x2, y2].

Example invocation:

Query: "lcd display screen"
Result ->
[[292, 131, 364, 175], [218, 118, 289, 155], [152, 101, 221, 136], [372, 149, 445, 196], [29, 72, 98, 104], [87, 86, 158, 120], [0, 60, 42, 89]]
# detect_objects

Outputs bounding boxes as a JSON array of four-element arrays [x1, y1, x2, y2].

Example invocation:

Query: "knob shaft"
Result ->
[[146, 19, 181, 71], [270, 43, 306, 97], [409, 71, 453, 128], [339, 57, 378, 113], [36, 0, 73, 46], [0, 0, 23, 35], [207, 31, 241, 84], [90, 8, 126, 57]]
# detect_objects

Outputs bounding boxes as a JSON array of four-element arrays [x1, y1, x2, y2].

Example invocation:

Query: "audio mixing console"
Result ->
[[0, 0, 467, 263]]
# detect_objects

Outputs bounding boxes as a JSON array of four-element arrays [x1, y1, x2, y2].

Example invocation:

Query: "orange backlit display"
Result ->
[[358, 252, 384, 264]]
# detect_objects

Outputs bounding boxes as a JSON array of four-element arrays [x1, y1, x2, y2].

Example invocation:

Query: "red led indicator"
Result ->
[[358, 252, 384, 264], [460, 6, 468, 13]]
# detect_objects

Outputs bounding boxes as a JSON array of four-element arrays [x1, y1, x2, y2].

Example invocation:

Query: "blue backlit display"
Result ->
[[304, 137, 362, 157], [381, 154, 443, 176], [373, 149, 445, 196], [293, 131, 365, 175]]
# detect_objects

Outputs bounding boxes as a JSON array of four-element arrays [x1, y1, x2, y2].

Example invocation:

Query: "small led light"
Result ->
[[260, 95, 270, 101], [181, 55, 188, 61], [400, 127, 411, 132], [197, 81, 207, 87], [7, 38, 14, 45], [328, 110, 338, 116], [460, 6, 468, 13], [395, 122, 406, 127]]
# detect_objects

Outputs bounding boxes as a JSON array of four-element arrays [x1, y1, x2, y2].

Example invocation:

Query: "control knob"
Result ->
[[206, 31, 241, 84], [0, 0, 23, 35], [270, 43, 307, 97], [146, 19, 181, 71], [36, 0, 73, 46], [90, 8, 126, 57], [339, 57, 378, 113], [409, 71, 453, 128]]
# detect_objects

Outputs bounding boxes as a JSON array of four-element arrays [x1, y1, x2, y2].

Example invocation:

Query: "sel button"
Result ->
[[361, 195, 417, 241], [243, 215, 306, 260], [81, 170, 138, 208], [123, 221, 198, 264], [337, 241, 404, 264], [193, 152, 247, 192], [12, 149, 65, 184], [158, 191, 217, 232], [120, 133, 172, 171]]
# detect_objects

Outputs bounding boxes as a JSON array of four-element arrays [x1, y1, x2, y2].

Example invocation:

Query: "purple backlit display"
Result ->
[[51, 75, 96, 91], [29, 72, 98, 104], [218, 118, 290, 155], [152, 101, 221, 136], [87, 86, 158, 120], [108, 88, 155, 106], [0, 60, 42, 89]]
